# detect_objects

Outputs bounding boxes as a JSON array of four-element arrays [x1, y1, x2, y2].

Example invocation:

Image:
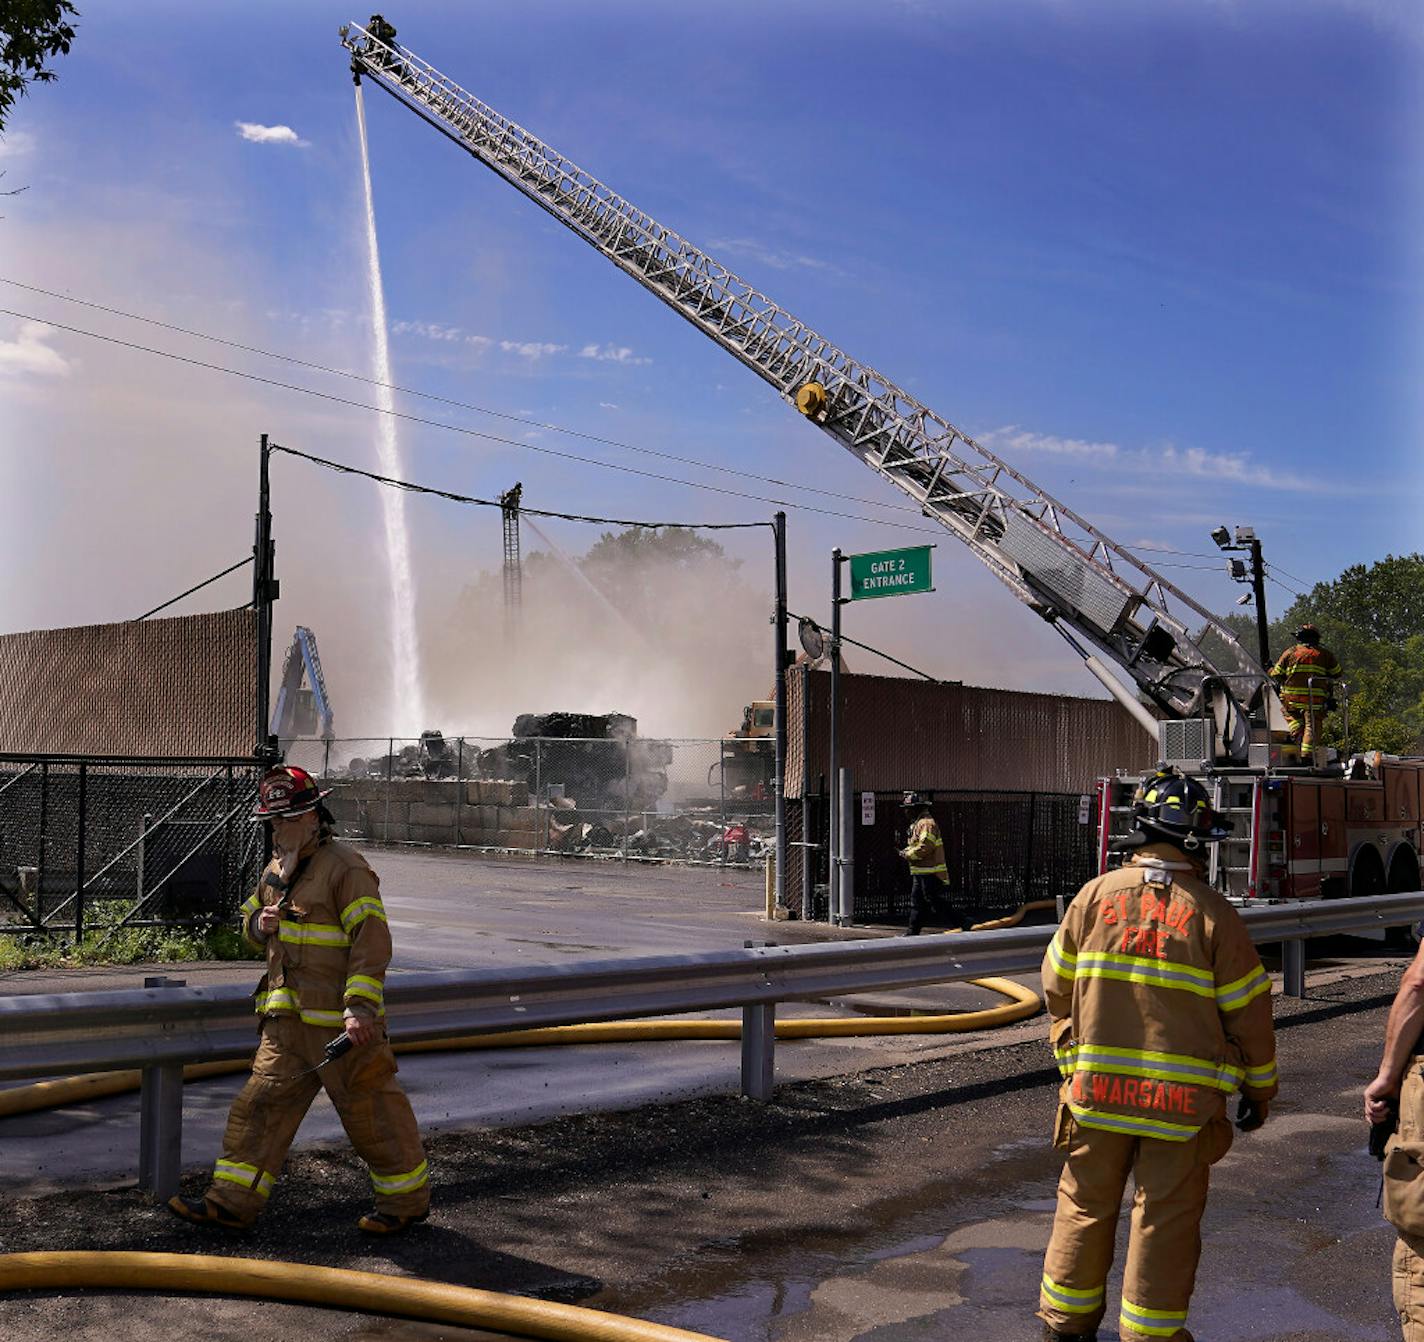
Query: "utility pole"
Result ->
[[828, 548, 845, 924], [253, 435, 279, 761], [1211, 524, 1271, 669]]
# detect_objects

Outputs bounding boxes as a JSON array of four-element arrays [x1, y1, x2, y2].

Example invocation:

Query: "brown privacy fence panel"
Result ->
[[799, 788, 1098, 924], [0, 755, 265, 940], [0, 609, 257, 758]]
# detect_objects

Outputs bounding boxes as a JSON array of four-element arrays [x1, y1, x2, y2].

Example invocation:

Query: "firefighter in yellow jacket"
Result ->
[[1269, 622, 1341, 766], [168, 765, 430, 1234], [901, 793, 979, 935], [1038, 772, 1278, 1342]]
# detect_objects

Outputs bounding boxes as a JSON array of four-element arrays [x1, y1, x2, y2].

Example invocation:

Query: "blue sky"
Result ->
[[1, 1, 1419, 734]]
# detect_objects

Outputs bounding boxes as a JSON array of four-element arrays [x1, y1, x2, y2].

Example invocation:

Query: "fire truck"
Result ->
[[340, 19, 1420, 910]]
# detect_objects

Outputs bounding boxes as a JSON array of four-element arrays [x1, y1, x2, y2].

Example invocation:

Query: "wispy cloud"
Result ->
[[980, 424, 1328, 494], [235, 122, 309, 148], [500, 340, 565, 359], [709, 237, 846, 277], [392, 319, 463, 342], [578, 343, 651, 366], [0, 322, 71, 378], [598, 401, 619, 411], [0, 131, 36, 160]]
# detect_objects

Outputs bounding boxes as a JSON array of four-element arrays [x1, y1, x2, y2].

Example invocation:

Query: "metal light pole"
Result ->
[[1247, 535, 1271, 670], [253, 435, 279, 761], [828, 548, 844, 924], [772, 512, 789, 914]]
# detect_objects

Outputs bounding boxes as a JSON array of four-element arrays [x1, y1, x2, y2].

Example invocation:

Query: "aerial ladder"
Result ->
[[340, 18, 1288, 769]]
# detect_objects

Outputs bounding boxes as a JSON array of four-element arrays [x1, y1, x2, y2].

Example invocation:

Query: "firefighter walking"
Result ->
[[1269, 622, 1342, 766], [1038, 773, 1278, 1341], [169, 765, 430, 1234], [901, 793, 977, 935]]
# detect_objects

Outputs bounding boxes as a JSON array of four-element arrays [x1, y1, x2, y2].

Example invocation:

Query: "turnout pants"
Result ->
[[1282, 705, 1325, 766], [204, 1016, 430, 1225], [907, 874, 978, 934], [1391, 1063, 1424, 1339], [1039, 1108, 1232, 1340]]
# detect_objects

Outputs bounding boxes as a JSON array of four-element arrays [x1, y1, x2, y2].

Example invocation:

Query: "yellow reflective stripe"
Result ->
[[1075, 952, 1216, 998], [1041, 1272, 1104, 1312], [1068, 1047, 1240, 1092], [1121, 1299, 1189, 1336], [278, 921, 351, 947], [371, 1159, 429, 1195], [1217, 966, 1271, 1010], [298, 1008, 345, 1027], [1046, 933, 1077, 981], [908, 864, 948, 876], [239, 894, 262, 917], [341, 897, 388, 930], [345, 974, 385, 1005], [213, 1159, 275, 1197], [255, 988, 298, 1014], [1068, 1103, 1198, 1141], [1244, 1059, 1278, 1086]]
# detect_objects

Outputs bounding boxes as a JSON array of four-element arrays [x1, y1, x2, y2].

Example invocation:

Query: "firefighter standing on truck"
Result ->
[[1037, 773, 1278, 1342], [1269, 622, 1342, 767], [168, 765, 430, 1234]]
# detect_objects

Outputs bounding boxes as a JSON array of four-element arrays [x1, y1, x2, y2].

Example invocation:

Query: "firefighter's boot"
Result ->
[[1042, 1326, 1097, 1341], [166, 1195, 251, 1231], [358, 1207, 430, 1235]]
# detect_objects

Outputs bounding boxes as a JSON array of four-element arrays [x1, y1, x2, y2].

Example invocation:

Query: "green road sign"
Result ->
[[847, 545, 934, 600]]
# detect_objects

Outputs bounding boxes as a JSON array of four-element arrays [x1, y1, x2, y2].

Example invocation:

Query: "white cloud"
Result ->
[[393, 319, 463, 342], [235, 122, 309, 148], [500, 340, 565, 359], [598, 401, 619, 411], [980, 423, 1328, 494], [980, 425, 1120, 462], [710, 237, 845, 277], [0, 131, 36, 161], [0, 322, 71, 378], [578, 342, 651, 366]]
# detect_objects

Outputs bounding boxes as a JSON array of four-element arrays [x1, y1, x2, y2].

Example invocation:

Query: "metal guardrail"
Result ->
[[1, 892, 1420, 1200]]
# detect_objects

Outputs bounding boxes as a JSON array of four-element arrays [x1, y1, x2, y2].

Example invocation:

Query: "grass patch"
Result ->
[[0, 923, 260, 971]]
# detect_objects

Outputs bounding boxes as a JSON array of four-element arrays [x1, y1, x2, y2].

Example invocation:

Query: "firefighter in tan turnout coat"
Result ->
[[168, 765, 430, 1234], [1038, 772, 1278, 1342]]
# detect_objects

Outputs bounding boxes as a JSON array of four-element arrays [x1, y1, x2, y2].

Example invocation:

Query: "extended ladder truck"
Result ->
[[339, 18, 1423, 911]]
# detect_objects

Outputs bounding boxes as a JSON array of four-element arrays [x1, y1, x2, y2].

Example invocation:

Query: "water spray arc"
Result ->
[[355, 81, 426, 731]]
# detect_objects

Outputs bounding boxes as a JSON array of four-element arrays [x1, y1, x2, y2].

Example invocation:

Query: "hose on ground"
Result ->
[[0, 903, 1052, 1118], [0, 1251, 724, 1342]]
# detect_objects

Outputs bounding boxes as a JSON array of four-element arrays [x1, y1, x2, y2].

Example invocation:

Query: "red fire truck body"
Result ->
[[1098, 756, 1424, 903]]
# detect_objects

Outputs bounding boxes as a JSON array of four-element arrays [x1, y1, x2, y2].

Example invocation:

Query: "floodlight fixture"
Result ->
[[1210, 526, 1232, 549]]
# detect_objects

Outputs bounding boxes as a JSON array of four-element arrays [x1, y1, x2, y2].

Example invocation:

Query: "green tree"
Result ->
[[0, 2, 78, 133]]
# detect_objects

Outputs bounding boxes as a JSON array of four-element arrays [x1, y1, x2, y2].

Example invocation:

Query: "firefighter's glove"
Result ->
[[1236, 1095, 1269, 1133], [1370, 1104, 1399, 1161]]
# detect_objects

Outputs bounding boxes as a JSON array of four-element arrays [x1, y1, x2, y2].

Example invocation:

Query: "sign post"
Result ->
[[826, 543, 935, 926]]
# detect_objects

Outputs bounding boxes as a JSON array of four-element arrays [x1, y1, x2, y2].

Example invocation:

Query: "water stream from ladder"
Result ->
[[356, 82, 426, 732]]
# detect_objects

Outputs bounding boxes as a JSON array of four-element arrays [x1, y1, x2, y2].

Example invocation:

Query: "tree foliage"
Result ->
[[0, 1, 78, 133], [1212, 553, 1424, 755]]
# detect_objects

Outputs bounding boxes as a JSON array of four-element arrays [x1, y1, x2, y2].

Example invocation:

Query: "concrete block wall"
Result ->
[[324, 778, 540, 849]]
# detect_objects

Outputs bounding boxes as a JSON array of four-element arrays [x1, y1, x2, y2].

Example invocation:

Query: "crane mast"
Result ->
[[340, 19, 1279, 757]]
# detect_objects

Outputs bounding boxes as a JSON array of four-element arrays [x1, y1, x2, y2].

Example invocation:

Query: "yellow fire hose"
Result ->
[[0, 1251, 725, 1342], [0, 903, 1053, 1120]]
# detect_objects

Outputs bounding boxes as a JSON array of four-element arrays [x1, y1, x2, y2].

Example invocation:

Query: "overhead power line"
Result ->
[[269, 443, 768, 530], [0, 276, 920, 519], [0, 305, 950, 535]]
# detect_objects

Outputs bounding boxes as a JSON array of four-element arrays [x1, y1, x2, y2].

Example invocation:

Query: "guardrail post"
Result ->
[[1281, 939, 1306, 999], [741, 941, 775, 1100], [138, 976, 187, 1201]]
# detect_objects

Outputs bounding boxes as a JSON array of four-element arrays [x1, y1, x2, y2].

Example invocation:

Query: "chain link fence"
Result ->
[[286, 735, 775, 866], [799, 788, 1098, 924], [0, 755, 266, 940]]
